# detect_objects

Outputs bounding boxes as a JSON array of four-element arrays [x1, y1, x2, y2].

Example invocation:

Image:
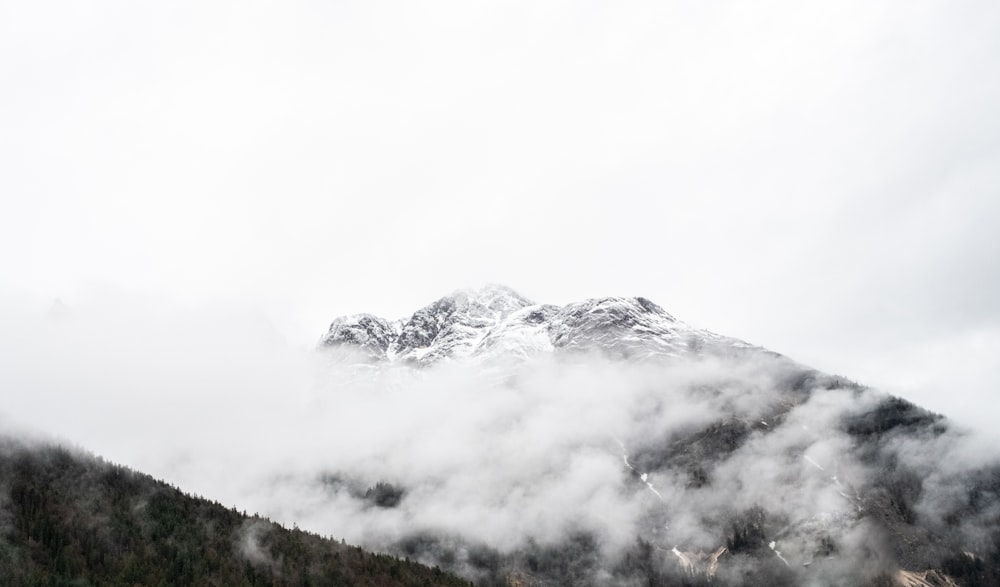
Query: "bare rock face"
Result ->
[[321, 313, 398, 360]]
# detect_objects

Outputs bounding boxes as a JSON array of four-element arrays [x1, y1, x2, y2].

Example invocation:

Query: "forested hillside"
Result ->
[[0, 436, 471, 587]]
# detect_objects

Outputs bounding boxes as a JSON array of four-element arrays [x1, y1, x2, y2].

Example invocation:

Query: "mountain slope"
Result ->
[[318, 287, 1000, 587], [0, 435, 471, 587]]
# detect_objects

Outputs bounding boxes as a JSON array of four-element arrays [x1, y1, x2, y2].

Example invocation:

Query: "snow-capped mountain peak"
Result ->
[[320, 287, 754, 364]]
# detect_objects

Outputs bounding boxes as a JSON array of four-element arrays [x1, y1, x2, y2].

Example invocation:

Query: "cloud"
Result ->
[[237, 520, 282, 572], [3, 290, 997, 583]]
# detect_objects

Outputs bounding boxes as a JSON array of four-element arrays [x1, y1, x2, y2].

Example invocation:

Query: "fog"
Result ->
[[2, 0, 999, 441], [3, 291, 998, 583]]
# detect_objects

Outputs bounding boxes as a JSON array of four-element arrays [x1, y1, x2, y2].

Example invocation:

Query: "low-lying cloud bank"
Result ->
[[2, 293, 998, 584]]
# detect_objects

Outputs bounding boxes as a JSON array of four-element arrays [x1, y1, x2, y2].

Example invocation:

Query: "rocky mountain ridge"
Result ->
[[321, 285, 756, 364]]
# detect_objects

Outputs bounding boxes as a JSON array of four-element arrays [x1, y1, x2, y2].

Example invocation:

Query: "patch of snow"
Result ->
[[671, 547, 694, 574], [769, 541, 790, 567], [804, 455, 825, 471]]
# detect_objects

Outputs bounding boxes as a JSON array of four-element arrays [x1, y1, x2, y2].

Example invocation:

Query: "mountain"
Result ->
[[319, 286, 1000, 587], [0, 435, 471, 587], [321, 285, 756, 364]]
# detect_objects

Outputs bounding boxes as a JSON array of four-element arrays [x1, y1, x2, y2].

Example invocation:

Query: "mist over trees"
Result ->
[[0, 436, 470, 587], [3, 291, 1000, 586]]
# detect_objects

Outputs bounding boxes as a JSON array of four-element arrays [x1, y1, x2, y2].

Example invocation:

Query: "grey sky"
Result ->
[[1, 1, 999, 430]]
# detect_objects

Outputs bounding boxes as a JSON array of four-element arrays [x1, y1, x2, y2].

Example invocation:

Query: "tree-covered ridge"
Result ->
[[0, 437, 471, 587]]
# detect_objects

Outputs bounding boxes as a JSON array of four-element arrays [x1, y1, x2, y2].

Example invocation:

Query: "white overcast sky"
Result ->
[[1, 1, 998, 430]]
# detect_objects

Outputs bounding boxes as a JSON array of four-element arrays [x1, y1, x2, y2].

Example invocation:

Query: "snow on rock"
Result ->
[[671, 546, 728, 578], [320, 313, 398, 360], [769, 540, 790, 567], [320, 286, 758, 366], [804, 455, 825, 471], [894, 570, 960, 587]]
